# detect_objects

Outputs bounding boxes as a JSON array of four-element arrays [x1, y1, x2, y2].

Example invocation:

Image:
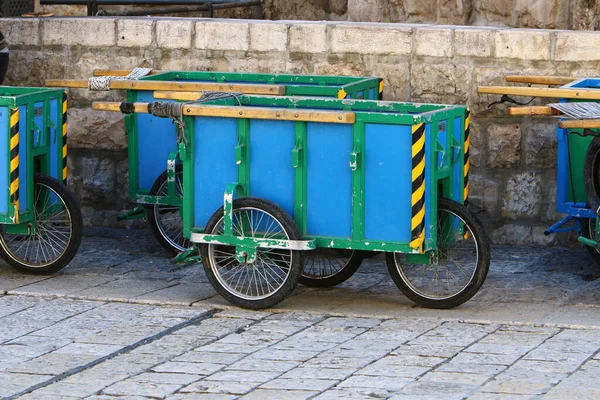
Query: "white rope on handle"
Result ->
[[88, 67, 153, 91], [548, 102, 600, 119]]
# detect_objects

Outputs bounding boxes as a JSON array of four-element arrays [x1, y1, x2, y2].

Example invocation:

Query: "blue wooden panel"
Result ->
[[364, 123, 412, 242], [193, 117, 238, 228], [0, 106, 8, 213], [452, 116, 463, 203], [49, 99, 59, 181], [249, 120, 295, 216], [423, 123, 433, 243], [18, 104, 28, 212], [306, 123, 352, 238], [368, 88, 375, 100], [135, 91, 178, 191]]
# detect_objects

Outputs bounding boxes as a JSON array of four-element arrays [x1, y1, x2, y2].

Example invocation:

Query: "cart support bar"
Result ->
[[92, 101, 356, 124], [190, 233, 317, 250], [47, 79, 286, 95], [558, 119, 600, 129], [505, 75, 576, 85], [478, 86, 600, 100], [508, 106, 560, 116]]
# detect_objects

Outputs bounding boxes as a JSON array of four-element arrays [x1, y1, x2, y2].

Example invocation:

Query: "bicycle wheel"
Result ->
[[385, 198, 490, 309], [145, 165, 190, 255], [0, 173, 83, 274], [200, 197, 304, 310], [580, 217, 600, 265], [300, 249, 363, 288]]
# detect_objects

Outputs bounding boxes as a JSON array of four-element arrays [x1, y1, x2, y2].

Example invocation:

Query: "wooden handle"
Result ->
[[558, 119, 600, 129], [508, 106, 561, 116], [478, 86, 600, 100], [45, 79, 88, 88], [153, 91, 201, 101], [505, 75, 576, 85], [91, 101, 355, 124], [92, 101, 149, 113]]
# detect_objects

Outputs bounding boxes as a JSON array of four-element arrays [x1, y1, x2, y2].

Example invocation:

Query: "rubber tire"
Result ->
[[0, 174, 83, 275], [145, 165, 189, 255], [200, 197, 304, 310], [300, 250, 364, 288], [385, 198, 491, 309], [580, 217, 600, 265], [583, 135, 600, 216]]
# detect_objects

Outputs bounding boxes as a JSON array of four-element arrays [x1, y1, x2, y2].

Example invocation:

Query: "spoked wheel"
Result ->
[[145, 165, 190, 255], [0, 174, 83, 274], [300, 249, 363, 288], [200, 197, 304, 310], [385, 198, 490, 309], [580, 217, 600, 265]]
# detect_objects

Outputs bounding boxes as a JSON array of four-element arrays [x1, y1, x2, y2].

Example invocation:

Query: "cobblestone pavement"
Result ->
[[1, 228, 600, 399]]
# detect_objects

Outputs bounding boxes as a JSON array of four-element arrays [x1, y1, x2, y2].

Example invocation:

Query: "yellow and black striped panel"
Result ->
[[410, 123, 425, 250], [62, 93, 68, 184], [464, 109, 470, 206], [9, 108, 19, 217]]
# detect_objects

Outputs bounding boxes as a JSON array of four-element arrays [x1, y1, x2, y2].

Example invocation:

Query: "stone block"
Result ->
[[468, 174, 501, 217], [502, 172, 542, 220], [117, 19, 153, 48], [4, 19, 39, 46], [468, 119, 487, 169], [415, 28, 452, 57], [68, 108, 126, 150], [289, 24, 327, 54], [69, 154, 117, 206], [473, 0, 513, 17], [524, 121, 557, 167], [329, 0, 348, 15], [330, 24, 412, 55], [454, 28, 492, 58], [438, 0, 472, 25], [156, 20, 193, 49], [6, 51, 67, 87], [348, 0, 406, 22], [249, 22, 288, 52], [555, 31, 600, 62], [371, 63, 410, 101], [514, 0, 569, 29], [195, 21, 249, 51], [495, 29, 550, 60], [411, 63, 469, 104], [42, 18, 115, 46], [487, 124, 521, 168], [263, 0, 328, 20]]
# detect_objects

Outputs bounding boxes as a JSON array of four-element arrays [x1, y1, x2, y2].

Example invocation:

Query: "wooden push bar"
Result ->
[[508, 106, 561, 116], [92, 101, 356, 124], [504, 75, 576, 86], [558, 119, 600, 129], [153, 91, 201, 101], [478, 86, 600, 100], [45, 79, 287, 95]]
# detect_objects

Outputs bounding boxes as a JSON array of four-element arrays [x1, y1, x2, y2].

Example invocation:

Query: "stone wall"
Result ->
[[3, 17, 600, 245]]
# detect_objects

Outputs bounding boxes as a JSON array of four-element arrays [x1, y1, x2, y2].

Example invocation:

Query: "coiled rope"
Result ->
[[146, 91, 244, 145], [88, 67, 153, 91]]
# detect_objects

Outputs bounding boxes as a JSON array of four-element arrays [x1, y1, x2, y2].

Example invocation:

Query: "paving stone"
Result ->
[[9, 353, 98, 375], [303, 356, 373, 370], [259, 377, 338, 391], [0, 296, 41, 317], [0, 275, 50, 294], [54, 342, 123, 356], [419, 371, 491, 386], [338, 375, 413, 391], [167, 394, 238, 400], [451, 352, 523, 365], [355, 362, 431, 378], [131, 334, 215, 355], [102, 380, 183, 397], [241, 389, 320, 399], [27, 381, 104, 397], [543, 387, 600, 399], [225, 358, 300, 373], [203, 370, 281, 383], [282, 367, 355, 380], [132, 372, 201, 385], [10, 275, 115, 297], [377, 354, 446, 368], [152, 361, 224, 375], [180, 379, 258, 394], [313, 387, 394, 399], [134, 282, 216, 305], [397, 381, 478, 397], [394, 343, 465, 358], [174, 351, 247, 365], [74, 278, 176, 301], [480, 379, 552, 395], [244, 349, 320, 362]]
